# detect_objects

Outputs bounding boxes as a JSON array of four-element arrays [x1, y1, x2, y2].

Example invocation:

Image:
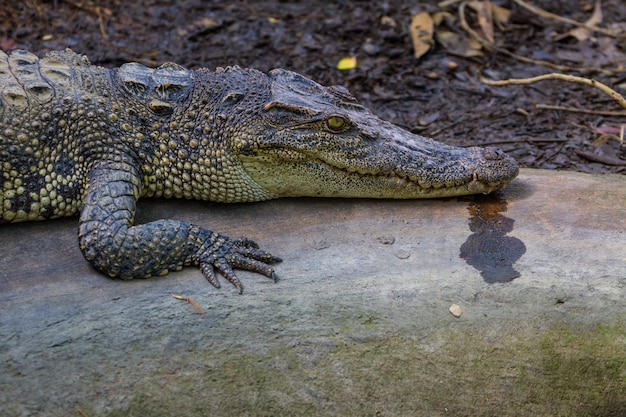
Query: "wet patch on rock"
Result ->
[[459, 192, 526, 283]]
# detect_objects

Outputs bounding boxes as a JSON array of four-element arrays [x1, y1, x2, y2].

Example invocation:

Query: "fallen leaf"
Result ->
[[493, 4, 511, 25], [591, 134, 611, 147], [567, 0, 602, 41], [380, 15, 397, 27], [337, 56, 357, 71], [410, 12, 434, 59], [418, 111, 441, 126], [0, 37, 17, 50], [436, 31, 484, 57], [177, 17, 220, 38], [445, 60, 458, 70], [469, 0, 494, 44], [172, 294, 204, 315], [596, 125, 623, 135], [432, 11, 454, 26]]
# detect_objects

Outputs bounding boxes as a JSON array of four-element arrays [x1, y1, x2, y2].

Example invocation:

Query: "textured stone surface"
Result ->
[[1, 168, 625, 416]]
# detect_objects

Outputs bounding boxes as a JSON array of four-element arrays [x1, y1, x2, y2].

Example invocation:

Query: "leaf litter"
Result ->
[[1, 0, 625, 173]]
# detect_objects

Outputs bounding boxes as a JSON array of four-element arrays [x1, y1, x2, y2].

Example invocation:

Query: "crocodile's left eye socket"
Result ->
[[326, 116, 347, 132]]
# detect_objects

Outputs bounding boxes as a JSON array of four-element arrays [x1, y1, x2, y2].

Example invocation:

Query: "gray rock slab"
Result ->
[[1, 168, 625, 416]]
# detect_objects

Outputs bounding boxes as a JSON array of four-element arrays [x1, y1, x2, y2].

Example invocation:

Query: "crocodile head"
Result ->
[[232, 69, 519, 199]]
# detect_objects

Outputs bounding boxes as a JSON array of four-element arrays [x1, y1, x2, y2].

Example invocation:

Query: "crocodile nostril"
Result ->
[[483, 147, 506, 160]]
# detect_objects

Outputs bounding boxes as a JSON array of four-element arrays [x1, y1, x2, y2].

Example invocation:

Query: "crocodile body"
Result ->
[[0, 49, 519, 292]]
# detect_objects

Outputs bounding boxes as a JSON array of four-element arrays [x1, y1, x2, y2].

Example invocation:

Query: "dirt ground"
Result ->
[[1, 0, 625, 174]]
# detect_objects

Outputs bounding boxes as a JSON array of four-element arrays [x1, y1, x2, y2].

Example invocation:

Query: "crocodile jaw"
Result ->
[[239, 138, 519, 199]]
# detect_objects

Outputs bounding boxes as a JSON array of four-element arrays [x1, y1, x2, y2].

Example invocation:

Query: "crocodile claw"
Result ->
[[197, 233, 281, 293]]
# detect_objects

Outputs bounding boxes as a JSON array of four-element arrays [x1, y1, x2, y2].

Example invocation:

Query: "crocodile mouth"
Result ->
[[323, 162, 508, 197], [327, 162, 476, 188], [241, 145, 519, 199], [319, 146, 519, 197]]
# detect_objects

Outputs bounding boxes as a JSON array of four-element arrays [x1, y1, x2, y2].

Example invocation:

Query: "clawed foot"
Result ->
[[195, 234, 282, 293]]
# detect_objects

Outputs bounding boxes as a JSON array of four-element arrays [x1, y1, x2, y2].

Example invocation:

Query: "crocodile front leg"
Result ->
[[77, 160, 280, 293]]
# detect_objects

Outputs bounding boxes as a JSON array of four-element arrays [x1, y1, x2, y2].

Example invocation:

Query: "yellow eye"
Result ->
[[327, 116, 347, 131]]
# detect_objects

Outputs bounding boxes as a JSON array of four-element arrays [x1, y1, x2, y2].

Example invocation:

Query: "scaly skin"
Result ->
[[0, 49, 518, 292]]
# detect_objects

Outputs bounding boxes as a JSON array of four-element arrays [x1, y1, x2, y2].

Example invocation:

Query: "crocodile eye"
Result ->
[[326, 116, 347, 131]]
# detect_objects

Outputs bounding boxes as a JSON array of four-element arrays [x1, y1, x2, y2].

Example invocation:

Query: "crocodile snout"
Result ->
[[476, 146, 519, 186], [483, 146, 508, 160]]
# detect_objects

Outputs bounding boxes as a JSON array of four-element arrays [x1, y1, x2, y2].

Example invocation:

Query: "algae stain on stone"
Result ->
[[538, 323, 626, 416], [460, 192, 526, 283], [102, 321, 626, 417]]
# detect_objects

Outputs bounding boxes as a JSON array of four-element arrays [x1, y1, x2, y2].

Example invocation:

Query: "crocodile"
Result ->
[[0, 49, 519, 292]]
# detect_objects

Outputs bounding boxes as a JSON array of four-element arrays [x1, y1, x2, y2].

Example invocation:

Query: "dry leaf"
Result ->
[[493, 4, 511, 25], [0, 37, 17, 50], [436, 30, 484, 57], [432, 11, 454, 26], [177, 17, 220, 38], [337, 56, 357, 71], [568, 0, 602, 41], [418, 111, 441, 126], [410, 12, 435, 59], [469, 1, 494, 44], [380, 15, 397, 27], [172, 294, 204, 315]]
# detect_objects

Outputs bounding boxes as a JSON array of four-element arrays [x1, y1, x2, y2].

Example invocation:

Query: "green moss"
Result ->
[[101, 320, 626, 417], [538, 324, 626, 416]]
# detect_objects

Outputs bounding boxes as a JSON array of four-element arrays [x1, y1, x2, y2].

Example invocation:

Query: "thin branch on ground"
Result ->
[[458, 2, 619, 74], [479, 137, 569, 145], [438, 0, 463, 8], [511, 0, 621, 38], [478, 72, 626, 109], [575, 150, 626, 166], [535, 104, 626, 117], [59, 0, 110, 38]]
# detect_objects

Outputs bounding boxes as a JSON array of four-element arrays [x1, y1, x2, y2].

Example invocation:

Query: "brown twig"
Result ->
[[74, 408, 89, 417], [95, 7, 109, 39], [510, 0, 620, 38], [478, 72, 626, 109], [567, 121, 624, 142], [535, 104, 626, 117], [458, 2, 618, 74], [59, 0, 98, 15], [478, 137, 569, 145], [58, 1, 110, 38], [438, 0, 463, 7], [575, 150, 626, 166], [172, 295, 205, 315]]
